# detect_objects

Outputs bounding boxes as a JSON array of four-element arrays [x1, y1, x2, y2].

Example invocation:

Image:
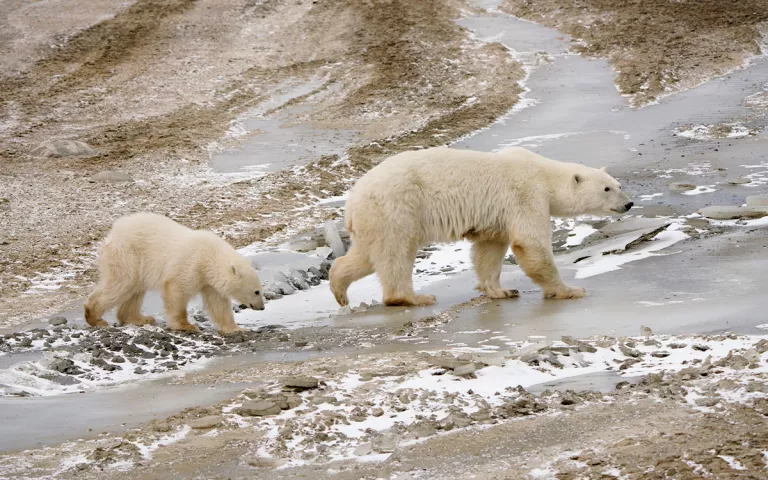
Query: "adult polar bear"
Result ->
[[330, 146, 633, 307]]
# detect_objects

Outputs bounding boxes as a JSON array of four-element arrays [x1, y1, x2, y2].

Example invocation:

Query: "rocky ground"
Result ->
[[501, 0, 768, 107], [3, 0, 768, 479], [3, 331, 768, 479]]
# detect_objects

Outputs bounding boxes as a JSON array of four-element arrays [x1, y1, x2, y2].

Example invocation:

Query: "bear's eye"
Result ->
[[604, 187, 611, 192], [254, 290, 260, 295]]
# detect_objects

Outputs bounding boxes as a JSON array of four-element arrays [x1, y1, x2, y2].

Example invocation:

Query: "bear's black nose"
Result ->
[[625, 202, 634, 211]]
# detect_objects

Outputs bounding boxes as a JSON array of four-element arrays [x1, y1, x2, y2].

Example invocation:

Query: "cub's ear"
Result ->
[[600, 166, 608, 173], [231, 265, 241, 277], [574, 174, 582, 184]]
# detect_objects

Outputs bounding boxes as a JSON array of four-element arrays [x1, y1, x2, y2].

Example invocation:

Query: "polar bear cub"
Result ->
[[330, 146, 633, 307], [84, 212, 264, 333]]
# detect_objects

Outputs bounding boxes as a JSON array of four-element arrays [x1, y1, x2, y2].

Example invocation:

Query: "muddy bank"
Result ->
[[0, 0, 524, 326], [501, 0, 768, 107]]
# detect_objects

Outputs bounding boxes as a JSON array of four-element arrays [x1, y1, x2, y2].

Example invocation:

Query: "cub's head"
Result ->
[[227, 261, 265, 311], [563, 166, 633, 217]]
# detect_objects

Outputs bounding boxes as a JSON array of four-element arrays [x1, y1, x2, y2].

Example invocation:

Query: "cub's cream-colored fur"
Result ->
[[330, 146, 633, 307], [84, 212, 264, 333]]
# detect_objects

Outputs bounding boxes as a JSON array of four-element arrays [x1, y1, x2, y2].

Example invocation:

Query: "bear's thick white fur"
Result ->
[[330, 146, 632, 307], [84, 212, 264, 333]]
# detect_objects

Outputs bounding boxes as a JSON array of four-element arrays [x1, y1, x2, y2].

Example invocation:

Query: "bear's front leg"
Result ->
[[162, 282, 199, 332], [511, 239, 586, 300], [471, 239, 520, 299], [202, 286, 242, 334]]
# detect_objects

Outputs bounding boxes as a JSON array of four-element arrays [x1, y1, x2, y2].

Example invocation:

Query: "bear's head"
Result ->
[[555, 165, 633, 217], [227, 261, 265, 311]]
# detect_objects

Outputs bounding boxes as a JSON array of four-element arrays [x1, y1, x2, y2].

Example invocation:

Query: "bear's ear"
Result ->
[[600, 166, 608, 173], [231, 265, 241, 277], [574, 174, 582, 184]]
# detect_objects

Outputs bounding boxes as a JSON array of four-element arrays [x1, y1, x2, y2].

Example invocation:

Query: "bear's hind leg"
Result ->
[[471, 239, 519, 299], [511, 239, 586, 299], [202, 286, 241, 334], [329, 244, 374, 306], [84, 281, 133, 328], [162, 282, 199, 332], [374, 243, 435, 307], [116, 291, 155, 326]]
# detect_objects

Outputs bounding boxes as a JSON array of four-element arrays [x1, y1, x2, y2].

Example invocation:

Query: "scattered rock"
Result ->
[[289, 269, 310, 290], [640, 325, 653, 336], [651, 350, 671, 358], [408, 421, 438, 438], [727, 177, 752, 185], [372, 436, 396, 454], [371, 407, 384, 417], [48, 317, 68, 326], [88, 170, 135, 183], [619, 358, 641, 370], [294, 341, 308, 348], [246, 455, 281, 468], [275, 282, 295, 295], [754, 339, 768, 354], [282, 375, 319, 390], [669, 342, 687, 349], [619, 343, 642, 358], [238, 400, 282, 416], [668, 182, 696, 192], [692, 344, 710, 351], [324, 220, 346, 258], [38, 372, 80, 385], [453, 363, 477, 377], [31, 139, 96, 158], [695, 397, 719, 407], [354, 443, 373, 456], [746, 194, 768, 207], [560, 390, 583, 406], [188, 415, 223, 429], [698, 205, 768, 220]]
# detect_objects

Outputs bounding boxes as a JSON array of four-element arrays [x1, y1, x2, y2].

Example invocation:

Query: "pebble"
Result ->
[[188, 415, 223, 429], [651, 351, 671, 358], [48, 317, 68, 326], [371, 407, 384, 417]]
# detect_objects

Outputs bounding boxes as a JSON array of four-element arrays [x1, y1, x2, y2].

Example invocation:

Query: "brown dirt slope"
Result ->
[[0, 0, 523, 325], [502, 0, 768, 107]]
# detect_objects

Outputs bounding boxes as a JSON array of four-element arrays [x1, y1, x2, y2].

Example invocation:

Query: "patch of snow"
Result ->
[[572, 223, 688, 279]]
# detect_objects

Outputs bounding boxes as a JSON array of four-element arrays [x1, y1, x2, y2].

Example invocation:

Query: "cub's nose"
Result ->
[[625, 202, 634, 211], [250, 304, 265, 311]]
